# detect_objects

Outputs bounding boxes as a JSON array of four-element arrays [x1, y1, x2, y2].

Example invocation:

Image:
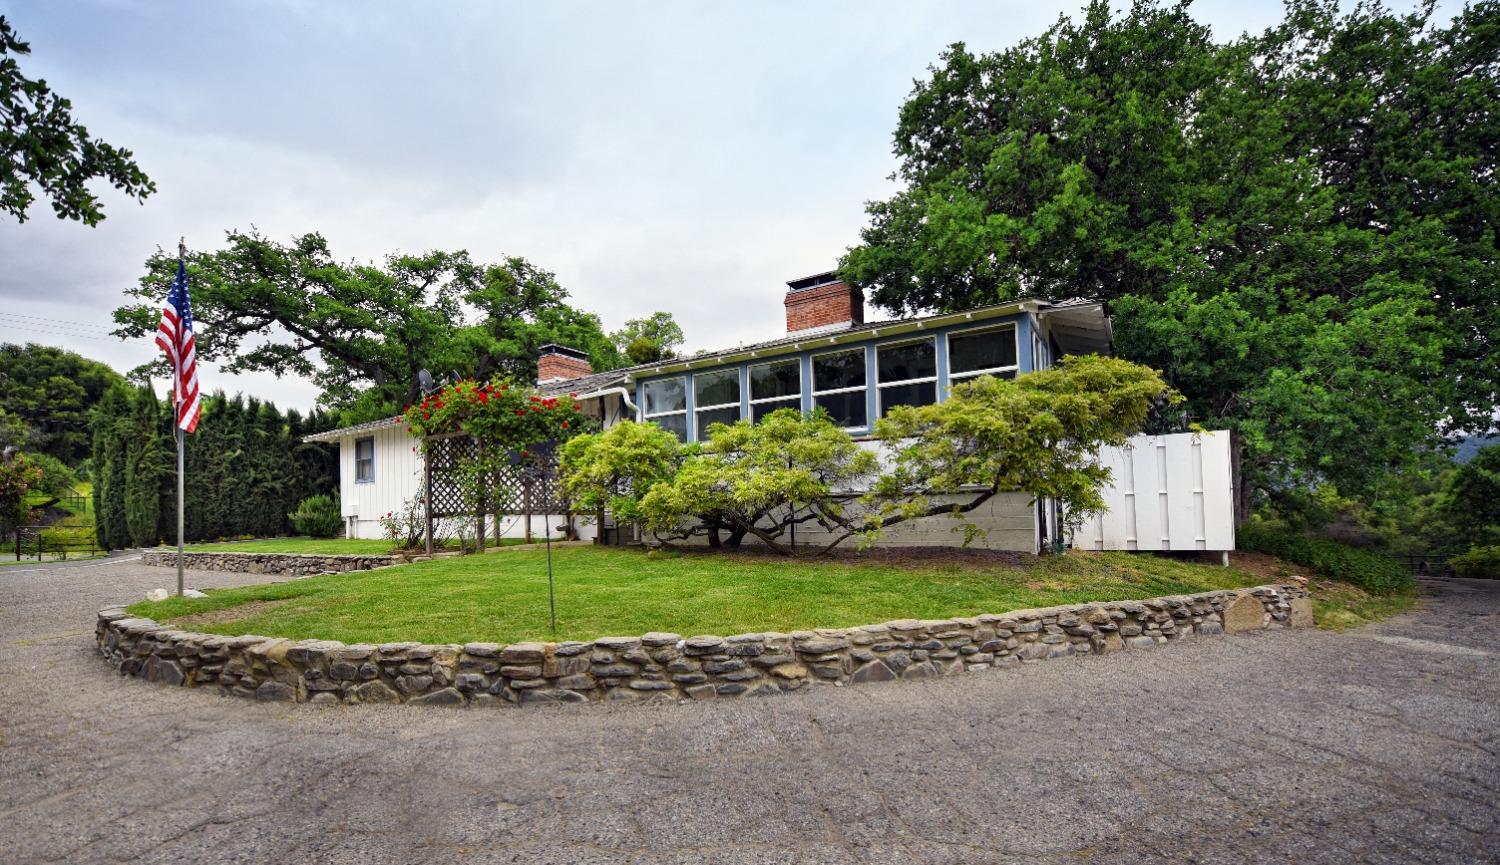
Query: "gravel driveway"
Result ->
[[1, 557, 1496, 864]]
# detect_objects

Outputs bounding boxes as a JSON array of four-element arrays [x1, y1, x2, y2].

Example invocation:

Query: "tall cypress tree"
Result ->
[[123, 387, 164, 547], [90, 386, 130, 549]]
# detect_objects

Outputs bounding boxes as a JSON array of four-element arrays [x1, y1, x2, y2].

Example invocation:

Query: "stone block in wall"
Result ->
[[1222, 593, 1269, 633]]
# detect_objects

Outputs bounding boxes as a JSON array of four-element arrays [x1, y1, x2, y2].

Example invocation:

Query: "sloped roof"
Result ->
[[301, 415, 405, 443]]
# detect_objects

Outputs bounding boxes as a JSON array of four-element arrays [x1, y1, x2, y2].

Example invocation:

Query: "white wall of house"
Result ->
[[1075, 430, 1236, 552]]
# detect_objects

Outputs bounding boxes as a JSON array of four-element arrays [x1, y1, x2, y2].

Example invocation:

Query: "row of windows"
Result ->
[[641, 324, 1019, 441]]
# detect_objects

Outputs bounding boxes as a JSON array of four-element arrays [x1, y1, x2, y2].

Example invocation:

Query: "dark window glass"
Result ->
[[651, 414, 688, 442], [751, 398, 801, 423], [750, 359, 800, 400], [695, 406, 740, 441], [950, 326, 1017, 375], [355, 436, 375, 482], [878, 340, 936, 382], [644, 378, 686, 414], [879, 381, 937, 416], [814, 391, 868, 428], [694, 369, 740, 407], [813, 349, 865, 391]]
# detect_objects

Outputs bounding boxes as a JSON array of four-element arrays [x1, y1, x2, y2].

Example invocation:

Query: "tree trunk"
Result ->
[[1230, 431, 1253, 528]]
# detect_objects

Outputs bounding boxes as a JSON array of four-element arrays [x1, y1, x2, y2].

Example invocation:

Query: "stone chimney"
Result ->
[[784, 271, 864, 336], [537, 344, 593, 384]]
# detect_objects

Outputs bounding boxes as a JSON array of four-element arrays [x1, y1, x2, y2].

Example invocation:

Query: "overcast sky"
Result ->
[[0, 0, 1436, 411]]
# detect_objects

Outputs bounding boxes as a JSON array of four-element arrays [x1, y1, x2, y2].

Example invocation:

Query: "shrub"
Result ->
[[378, 496, 428, 550], [288, 494, 343, 538], [1239, 522, 1414, 594], [21, 452, 79, 498], [1451, 546, 1500, 580]]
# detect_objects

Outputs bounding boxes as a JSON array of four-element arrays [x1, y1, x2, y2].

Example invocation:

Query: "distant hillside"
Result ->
[[0, 343, 124, 465], [1456, 434, 1498, 464]]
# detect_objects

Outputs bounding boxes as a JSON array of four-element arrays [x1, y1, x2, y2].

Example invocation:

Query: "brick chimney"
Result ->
[[784, 271, 863, 336], [537, 344, 593, 384]]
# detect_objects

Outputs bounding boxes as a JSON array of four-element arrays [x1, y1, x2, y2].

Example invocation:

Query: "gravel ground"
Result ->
[[1, 557, 1496, 864]]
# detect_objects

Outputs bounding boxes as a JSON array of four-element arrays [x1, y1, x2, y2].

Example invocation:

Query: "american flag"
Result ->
[[155, 257, 201, 433]]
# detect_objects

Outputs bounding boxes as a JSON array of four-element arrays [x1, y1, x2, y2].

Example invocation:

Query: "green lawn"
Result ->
[[176, 537, 525, 555], [132, 546, 1265, 645]]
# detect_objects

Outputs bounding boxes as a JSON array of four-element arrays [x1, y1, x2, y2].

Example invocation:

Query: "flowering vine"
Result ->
[[403, 378, 590, 451]]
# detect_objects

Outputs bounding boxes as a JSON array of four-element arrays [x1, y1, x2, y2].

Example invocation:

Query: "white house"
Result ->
[[306, 271, 1234, 554]]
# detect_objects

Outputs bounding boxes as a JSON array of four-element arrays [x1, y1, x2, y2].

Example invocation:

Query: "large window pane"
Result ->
[[880, 382, 937, 416], [877, 340, 935, 382], [650, 414, 688, 442], [695, 406, 740, 440], [950, 326, 1017, 375], [355, 436, 375, 483], [694, 369, 740, 407], [750, 359, 800, 400], [751, 398, 801, 423], [814, 391, 867, 428], [644, 378, 686, 414], [813, 349, 865, 391]]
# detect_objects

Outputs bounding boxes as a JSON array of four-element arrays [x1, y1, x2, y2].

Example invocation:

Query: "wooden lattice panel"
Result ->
[[425, 434, 568, 517]]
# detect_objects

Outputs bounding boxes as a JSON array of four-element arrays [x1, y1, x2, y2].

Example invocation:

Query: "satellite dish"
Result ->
[[445, 370, 462, 386], [417, 369, 435, 395]]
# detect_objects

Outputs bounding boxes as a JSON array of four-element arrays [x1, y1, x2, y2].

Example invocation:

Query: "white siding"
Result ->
[[1076, 431, 1235, 552], [338, 425, 423, 539]]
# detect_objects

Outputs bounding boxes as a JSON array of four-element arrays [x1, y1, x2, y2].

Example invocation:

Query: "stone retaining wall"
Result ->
[[140, 550, 397, 576], [96, 583, 1312, 707]]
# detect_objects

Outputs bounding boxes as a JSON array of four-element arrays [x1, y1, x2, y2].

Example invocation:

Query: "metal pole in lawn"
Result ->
[[545, 474, 556, 636], [176, 423, 185, 597]]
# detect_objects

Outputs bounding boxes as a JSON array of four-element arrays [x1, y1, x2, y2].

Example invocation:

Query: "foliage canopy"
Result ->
[[0, 343, 124, 465], [112, 230, 624, 421], [0, 16, 155, 224], [610, 312, 685, 365], [841, 0, 1499, 510]]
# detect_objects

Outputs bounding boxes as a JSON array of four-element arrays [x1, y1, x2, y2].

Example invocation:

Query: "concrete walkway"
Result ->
[[1, 560, 1495, 864]]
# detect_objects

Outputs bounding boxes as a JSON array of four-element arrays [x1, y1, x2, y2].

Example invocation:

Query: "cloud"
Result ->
[[0, 0, 1351, 410]]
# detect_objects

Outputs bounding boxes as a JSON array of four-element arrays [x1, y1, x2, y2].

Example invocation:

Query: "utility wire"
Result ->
[[0, 312, 121, 335], [0, 322, 128, 344]]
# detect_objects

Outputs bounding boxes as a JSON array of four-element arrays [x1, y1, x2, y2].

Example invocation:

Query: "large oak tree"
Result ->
[[112, 230, 624, 420], [841, 0, 1499, 514]]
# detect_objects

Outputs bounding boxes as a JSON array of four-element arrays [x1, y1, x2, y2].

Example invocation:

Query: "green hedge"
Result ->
[[1239, 522, 1415, 595], [1451, 546, 1500, 580]]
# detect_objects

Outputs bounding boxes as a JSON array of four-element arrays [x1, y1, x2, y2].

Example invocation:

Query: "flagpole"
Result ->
[[175, 238, 186, 598]]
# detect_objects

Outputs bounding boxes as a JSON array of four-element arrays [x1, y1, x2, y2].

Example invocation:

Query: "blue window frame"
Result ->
[[947, 323, 1020, 382], [693, 368, 742, 440], [642, 377, 689, 441], [812, 347, 868, 429], [876, 337, 938, 418], [749, 358, 801, 422]]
